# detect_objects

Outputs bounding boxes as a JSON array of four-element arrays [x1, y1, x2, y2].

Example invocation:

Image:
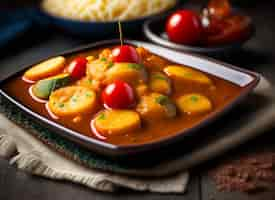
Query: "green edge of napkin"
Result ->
[[0, 95, 128, 173]]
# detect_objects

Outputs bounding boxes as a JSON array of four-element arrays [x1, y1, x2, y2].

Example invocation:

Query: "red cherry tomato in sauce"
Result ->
[[112, 45, 140, 63], [166, 10, 202, 45], [102, 80, 135, 109], [68, 57, 88, 79]]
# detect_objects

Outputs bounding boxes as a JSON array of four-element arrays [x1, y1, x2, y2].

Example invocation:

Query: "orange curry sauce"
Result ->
[[2, 47, 241, 146]]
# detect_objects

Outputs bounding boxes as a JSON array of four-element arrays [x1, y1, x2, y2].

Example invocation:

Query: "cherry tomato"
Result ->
[[68, 57, 88, 79], [202, 15, 252, 46], [166, 10, 202, 45], [112, 45, 140, 63], [102, 80, 135, 109]]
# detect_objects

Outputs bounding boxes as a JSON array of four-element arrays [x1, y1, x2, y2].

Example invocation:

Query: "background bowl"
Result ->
[[143, 14, 255, 56], [29, 1, 180, 38]]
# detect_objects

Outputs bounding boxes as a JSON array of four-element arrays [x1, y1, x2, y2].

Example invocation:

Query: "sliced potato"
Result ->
[[164, 65, 213, 86], [136, 93, 176, 121], [149, 72, 172, 95], [49, 86, 97, 117], [176, 94, 212, 115], [76, 77, 101, 92], [24, 56, 66, 81], [104, 63, 148, 86], [94, 110, 141, 136], [135, 84, 150, 98], [144, 55, 168, 72], [86, 56, 95, 62], [98, 48, 112, 60], [86, 59, 112, 81], [137, 47, 168, 71]]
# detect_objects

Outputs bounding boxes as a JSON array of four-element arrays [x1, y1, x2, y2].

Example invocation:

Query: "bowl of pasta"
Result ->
[[31, 0, 179, 38]]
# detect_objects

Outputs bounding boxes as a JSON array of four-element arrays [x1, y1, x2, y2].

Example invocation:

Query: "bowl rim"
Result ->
[[143, 14, 255, 54]]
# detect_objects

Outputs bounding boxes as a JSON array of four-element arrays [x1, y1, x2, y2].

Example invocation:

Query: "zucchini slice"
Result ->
[[49, 86, 97, 117], [24, 56, 66, 81], [32, 73, 70, 99], [94, 110, 141, 136]]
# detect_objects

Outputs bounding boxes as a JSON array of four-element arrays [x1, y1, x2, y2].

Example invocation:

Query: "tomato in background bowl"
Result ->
[[166, 10, 203, 45], [164, 0, 253, 47]]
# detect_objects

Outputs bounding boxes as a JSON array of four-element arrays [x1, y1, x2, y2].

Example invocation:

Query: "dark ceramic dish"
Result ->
[[143, 15, 255, 56], [0, 40, 260, 158]]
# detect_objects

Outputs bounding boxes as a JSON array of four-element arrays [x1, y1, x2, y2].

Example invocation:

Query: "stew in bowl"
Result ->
[[0, 40, 259, 156]]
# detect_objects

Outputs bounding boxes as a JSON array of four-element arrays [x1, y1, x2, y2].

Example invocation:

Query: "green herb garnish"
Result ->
[[71, 97, 78, 102], [128, 63, 143, 70], [86, 92, 92, 98], [153, 74, 167, 81], [100, 57, 107, 62], [98, 113, 106, 120], [107, 61, 114, 69], [58, 103, 65, 108], [190, 95, 199, 102], [184, 72, 193, 77], [155, 95, 169, 106]]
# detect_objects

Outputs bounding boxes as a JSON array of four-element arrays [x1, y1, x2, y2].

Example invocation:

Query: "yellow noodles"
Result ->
[[42, 0, 177, 22]]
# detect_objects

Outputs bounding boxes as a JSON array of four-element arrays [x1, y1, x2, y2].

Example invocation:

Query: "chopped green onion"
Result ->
[[86, 92, 92, 98], [98, 113, 106, 120], [153, 74, 167, 81], [107, 62, 114, 69], [155, 95, 169, 106], [100, 57, 107, 62], [128, 63, 143, 70], [190, 96, 199, 102], [58, 103, 65, 108]]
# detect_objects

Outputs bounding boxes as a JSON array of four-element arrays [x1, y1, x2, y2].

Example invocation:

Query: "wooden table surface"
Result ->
[[1, 1, 275, 199]]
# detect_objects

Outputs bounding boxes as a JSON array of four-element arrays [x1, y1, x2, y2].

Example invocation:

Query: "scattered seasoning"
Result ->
[[128, 63, 142, 70], [98, 113, 106, 120], [155, 95, 169, 106], [209, 151, 275, 193]]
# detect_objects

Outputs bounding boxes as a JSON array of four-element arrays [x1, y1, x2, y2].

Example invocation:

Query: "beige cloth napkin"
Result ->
[[0, 77, 274, 193], [0, 114, 189, 193]]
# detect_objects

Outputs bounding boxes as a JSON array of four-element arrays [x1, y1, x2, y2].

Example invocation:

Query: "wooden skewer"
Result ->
[[118, 21, 123, 46]]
